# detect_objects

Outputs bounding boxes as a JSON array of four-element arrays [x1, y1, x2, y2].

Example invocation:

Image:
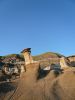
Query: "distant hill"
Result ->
[[33, 52, 64, 61], [0, 52, 64, 66], [0, 54, 24, 63], [33, 52, 64, 67]]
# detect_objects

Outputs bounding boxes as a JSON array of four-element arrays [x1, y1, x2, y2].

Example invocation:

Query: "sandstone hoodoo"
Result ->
[[60, 57, 71, 69], [21, 48, 34, 65]]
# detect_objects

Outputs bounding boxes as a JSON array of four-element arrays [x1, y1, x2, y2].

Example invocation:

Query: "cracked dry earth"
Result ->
[[0, 63, 75, 100]]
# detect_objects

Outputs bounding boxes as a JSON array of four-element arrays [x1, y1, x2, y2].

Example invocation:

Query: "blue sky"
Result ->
[[0, 0, 75, 56]]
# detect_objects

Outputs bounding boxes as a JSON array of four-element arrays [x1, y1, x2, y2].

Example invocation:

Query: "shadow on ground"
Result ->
[[0, 82, 17, 94]]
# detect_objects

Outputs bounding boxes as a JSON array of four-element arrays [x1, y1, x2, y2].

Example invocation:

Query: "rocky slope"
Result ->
[[0, 63, 75, 100]]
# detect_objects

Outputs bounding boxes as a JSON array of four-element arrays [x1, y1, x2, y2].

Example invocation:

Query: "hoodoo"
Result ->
[[60, 57, 71, 69], [21, 48, 33, 65]]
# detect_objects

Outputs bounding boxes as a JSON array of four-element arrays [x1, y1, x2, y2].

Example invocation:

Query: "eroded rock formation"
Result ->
[[21, 48, 33, 65]]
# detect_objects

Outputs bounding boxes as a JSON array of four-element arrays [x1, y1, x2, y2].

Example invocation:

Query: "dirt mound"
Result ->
[[0, 64, 75, 100]]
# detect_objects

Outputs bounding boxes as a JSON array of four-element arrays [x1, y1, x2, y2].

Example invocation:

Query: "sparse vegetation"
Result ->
[[33, 52, 63, 61]]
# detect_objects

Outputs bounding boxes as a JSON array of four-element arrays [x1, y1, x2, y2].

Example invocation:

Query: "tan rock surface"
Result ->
[[0, 64, 75, 100]]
